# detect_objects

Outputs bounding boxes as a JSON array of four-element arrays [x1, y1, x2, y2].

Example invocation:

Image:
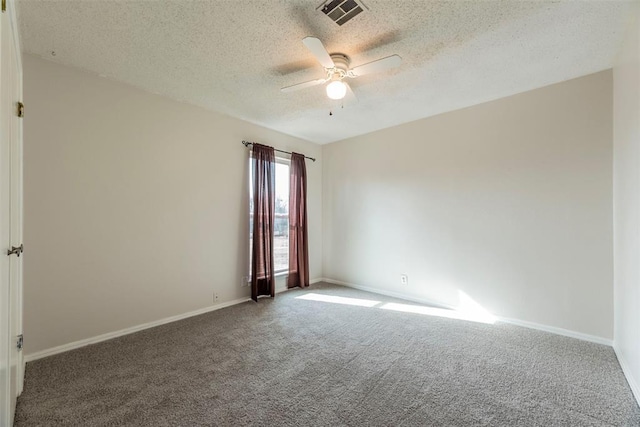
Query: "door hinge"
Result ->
[[1, 0, 6, 13], [7, 243, 23, 257], [17, 102, 24, 118], [17, 334, 23, 351]]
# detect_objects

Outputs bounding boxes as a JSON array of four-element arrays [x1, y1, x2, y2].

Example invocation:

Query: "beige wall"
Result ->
[[23, 55, 322, 355], [323, 71, 613, 339], [613, 3, 640, 403], [23, 52, 620, 356]]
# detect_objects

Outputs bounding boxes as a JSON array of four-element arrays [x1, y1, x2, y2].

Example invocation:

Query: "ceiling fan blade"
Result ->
[[302, 36, 335, 69], [350, 54, 402, 77], [344, 82, 358, 104], [281, 78, 327, 93]]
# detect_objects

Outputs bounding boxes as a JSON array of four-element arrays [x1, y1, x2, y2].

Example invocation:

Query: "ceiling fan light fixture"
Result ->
[[326, 80, 347, 100]]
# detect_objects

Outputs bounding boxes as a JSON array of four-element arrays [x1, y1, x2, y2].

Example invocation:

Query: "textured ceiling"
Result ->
[[17, 0, 633, 144]]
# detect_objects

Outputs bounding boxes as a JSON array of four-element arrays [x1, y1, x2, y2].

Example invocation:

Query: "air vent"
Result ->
[[318, 0, 367, 26]]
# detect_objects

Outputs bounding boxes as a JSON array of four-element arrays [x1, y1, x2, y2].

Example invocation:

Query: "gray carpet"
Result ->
[[15, 283, 640, 426]]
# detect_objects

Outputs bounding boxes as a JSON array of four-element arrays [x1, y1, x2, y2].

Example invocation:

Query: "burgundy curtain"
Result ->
[[251, 144, 276, 301], [287, 153, 309, 289]]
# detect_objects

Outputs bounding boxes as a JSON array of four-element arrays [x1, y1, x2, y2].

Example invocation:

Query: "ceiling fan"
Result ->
[[281, 36, 402, 101]]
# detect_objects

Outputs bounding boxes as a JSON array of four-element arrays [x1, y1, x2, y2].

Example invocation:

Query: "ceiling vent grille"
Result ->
[[318, 0, 367, 26]]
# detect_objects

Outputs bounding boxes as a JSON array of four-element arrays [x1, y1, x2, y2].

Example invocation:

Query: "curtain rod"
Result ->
[[242, 140, 316, 162]]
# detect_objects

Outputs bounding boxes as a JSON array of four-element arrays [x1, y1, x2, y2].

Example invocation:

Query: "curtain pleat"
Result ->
[[287, 153, 309, 289], [251, 144, 276, 301]]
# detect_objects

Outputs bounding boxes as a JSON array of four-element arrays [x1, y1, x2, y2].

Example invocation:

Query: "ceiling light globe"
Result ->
[[326, 81, 347, 100]]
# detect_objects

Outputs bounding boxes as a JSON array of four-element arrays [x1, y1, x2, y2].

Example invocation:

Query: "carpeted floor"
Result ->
[[15, 283, 640, 426]]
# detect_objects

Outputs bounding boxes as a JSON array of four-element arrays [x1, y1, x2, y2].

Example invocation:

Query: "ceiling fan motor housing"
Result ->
[[329, 53, 350, 79]]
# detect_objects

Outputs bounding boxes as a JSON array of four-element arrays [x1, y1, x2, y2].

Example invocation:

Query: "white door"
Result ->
[[7, 0, 23, 415], [0, 6, 12, 423], [1, 0, 23, 424], [9, 1, 24, 412]]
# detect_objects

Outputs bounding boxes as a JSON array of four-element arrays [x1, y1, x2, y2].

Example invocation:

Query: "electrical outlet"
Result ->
[[400, 274, 408, 285], [241, 276, 250, 287], [214, 292, 219, 302]]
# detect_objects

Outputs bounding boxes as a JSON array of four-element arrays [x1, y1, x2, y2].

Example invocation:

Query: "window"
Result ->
[[273, 160, 290, 272], [249, 158, 289, 274]]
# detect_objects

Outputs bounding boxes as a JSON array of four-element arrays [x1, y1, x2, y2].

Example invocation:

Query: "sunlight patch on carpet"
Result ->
[[298, 290, 496, 324], [379, 302, 496, 324], [296, 293, 382, 307], [380, 291, 496, 324]]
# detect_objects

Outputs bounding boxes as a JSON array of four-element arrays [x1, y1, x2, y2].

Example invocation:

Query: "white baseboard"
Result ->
[[26, 277, 325, 363], [497, 316, 612, 346], [321, 278, 613, 346], [613, 343, 640, 406], [24, 296, 251, 363]]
